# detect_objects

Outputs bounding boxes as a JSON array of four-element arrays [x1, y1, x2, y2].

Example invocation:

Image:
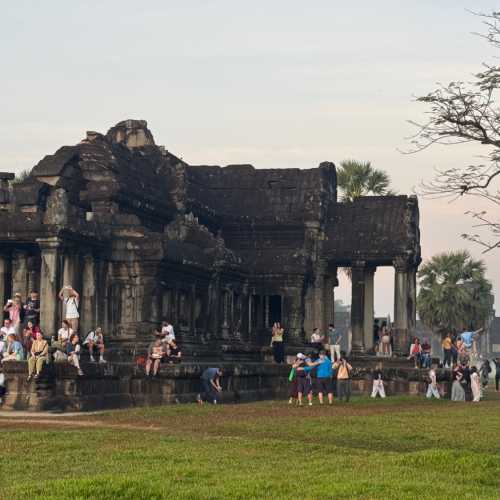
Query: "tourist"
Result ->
[[311, 350, 334, 405], [53, 320, 73, 357], [165, 338, 182, 363], [458, 359, 471, 399], [421, 338, 432, 369], [21, 320, 39, 356], [456, 337, 467, 363], [459, 328, 484, 355], [310, 328, 324, 354], [327, 324, 342, 362], [0, 365, 5, 405], [3, 293, 24, 334], [493, 358, 500, 392], [197, 367, 223, 405], [373, 319, 380, 353], [380, 322, 391, 357], [1, 334, 24, 362], [83, 327, 107, 363], [408, 337, 422, 368], [470, 366, 481, 402], [371, 362, 386, 398], [0, 319, 16, 359], [161, 321, 175, 342], [294, 353, 313, 406], [58, 285, 80, 331], [288, 356, 299, 404], [66, 333, 84, 376], [451, 336, 459, 365], [451, 365, 466, 402], [23, 291, 40, 326], [441, 333, 453, 368], [145, 337, 165, 376], [333, 356, 353, 403], [270, 322, 285, 363], [479, 359, 491, 393], [27, 331, 49, 381], [425, 365, 440, 399]]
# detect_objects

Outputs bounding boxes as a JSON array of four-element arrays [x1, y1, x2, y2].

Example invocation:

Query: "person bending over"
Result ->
[[198, 367, 223, 405]]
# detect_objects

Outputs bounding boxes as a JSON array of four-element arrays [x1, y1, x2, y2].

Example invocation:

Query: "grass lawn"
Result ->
[[0, 393, 499, 499]]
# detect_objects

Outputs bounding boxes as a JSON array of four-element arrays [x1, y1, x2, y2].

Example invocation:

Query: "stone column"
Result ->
[[407, 267, 417, 336], [350, 261, 366, 354], [37, 237, 62, 336], [0, 253, 9, 312], [363, 267, 376, 351], [322, 272, 337, 334], [11, 250, 29, 299], [393, 257, 410, 354], [80, 253, 96, 334]]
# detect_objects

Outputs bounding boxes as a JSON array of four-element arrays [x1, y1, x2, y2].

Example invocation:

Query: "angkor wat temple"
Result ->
[[0, 120, 421, 360]]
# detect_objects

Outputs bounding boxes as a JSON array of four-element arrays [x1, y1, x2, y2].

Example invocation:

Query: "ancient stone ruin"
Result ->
[[0, 119, 421, 360]]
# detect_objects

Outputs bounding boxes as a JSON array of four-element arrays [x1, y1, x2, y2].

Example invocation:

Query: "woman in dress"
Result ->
[[451, 365, 466, 401], [58, 286, 80, 331], [470, 366, 481, 402]]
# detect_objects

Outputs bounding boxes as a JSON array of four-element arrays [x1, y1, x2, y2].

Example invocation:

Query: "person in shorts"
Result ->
[[294, 353, 313, 406], [311, 350, 334, 404], [145, 338, 165, 376]]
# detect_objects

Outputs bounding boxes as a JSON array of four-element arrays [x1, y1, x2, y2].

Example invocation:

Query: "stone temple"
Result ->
[[0, 119, 421, 362]]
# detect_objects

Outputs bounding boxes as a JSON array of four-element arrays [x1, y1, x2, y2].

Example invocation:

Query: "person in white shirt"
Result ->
[[83, 327, 107, 363], [0, 319, 16, 358], [161, 321, 175, 343], [53, 320, 73, 357], [426, 366, 440, 399], [58, 285, 80, 331]]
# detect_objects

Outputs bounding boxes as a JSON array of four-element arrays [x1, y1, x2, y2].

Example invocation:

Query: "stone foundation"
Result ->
[[0, 358, 452, 412]]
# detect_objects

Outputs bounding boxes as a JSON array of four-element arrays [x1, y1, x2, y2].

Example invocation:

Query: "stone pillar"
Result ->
[[37, 237, 62, 336], [407, 267, 417, 336], [0, 253, 9, 312], [363, 267, 376, 351], [11, 250, 29, 299], [393, 257, 410, 354], [322, 273, 337, 334], [80, 253, 96, 334], [350, 261, 365, 354]]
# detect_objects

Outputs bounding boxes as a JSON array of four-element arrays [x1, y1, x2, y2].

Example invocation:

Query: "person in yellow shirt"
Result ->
[[333, 357, 353, 402], [441, 333, 453, 368]]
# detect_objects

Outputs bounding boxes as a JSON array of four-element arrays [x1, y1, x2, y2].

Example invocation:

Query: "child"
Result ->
[[371, 362, 386, 398], [426, 365, 440, 399]]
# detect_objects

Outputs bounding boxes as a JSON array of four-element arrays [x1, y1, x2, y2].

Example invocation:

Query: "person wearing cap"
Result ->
[[293, 353, 314, 406]]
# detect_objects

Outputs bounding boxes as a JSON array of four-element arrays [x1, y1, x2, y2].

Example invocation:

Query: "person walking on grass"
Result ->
[[311, 350, 334, 405], [426, 365, 440, 399], [470, 366, 481, 403], [371, 362, 386, 399], [493, 358, 500, 392], [333, 356, 352, 403], [197, 367, 223, 405]]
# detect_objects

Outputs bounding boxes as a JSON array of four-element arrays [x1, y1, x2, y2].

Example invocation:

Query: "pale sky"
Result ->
[[1, 1, 499, 316]]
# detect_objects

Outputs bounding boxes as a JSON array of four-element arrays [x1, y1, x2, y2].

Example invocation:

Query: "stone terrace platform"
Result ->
[[0, 357, 452, 412]]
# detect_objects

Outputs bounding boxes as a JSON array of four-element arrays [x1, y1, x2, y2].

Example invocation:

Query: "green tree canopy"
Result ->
[[336, 160, 394, 202], [417, 250, 492, 335]]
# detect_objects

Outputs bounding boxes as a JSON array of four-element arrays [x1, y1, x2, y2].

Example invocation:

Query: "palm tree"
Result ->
[[337, 160, 394, 202], [417, 250, 492, 335]]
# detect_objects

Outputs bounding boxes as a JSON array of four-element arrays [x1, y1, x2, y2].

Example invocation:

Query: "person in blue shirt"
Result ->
[[310, 350, 334, 405], [197, 367, 223, 405], [2, 334, 24, 361], [460, 328, 484, 353]]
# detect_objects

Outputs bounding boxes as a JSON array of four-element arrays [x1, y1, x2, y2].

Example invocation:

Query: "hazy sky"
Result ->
[[2, 1, 499, 315]]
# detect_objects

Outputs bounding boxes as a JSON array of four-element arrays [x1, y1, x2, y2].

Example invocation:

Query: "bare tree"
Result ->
[[408, 11, 500, 253]]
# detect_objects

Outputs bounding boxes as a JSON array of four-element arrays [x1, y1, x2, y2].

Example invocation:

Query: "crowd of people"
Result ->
[[0, 287, 107, 380]]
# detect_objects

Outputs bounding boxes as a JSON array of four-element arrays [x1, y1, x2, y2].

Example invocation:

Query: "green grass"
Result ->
[[1, 394, 500, 499]]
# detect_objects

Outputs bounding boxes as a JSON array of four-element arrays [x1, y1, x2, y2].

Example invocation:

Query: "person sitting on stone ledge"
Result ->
[[164, 338, 182, 363], [83, 327, 107, 364], [408, 337, 422, 368], [161, 321, 175, 343], [146, 337, 165, 376], [27, 331, 49, 381], [22, 320, 40, 357], [0, 319, 16, 360], [53, 320, 73, 357], [66, 333, 84, 376], [1, 334, 24, 362], [421, 338, 432, 369]]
